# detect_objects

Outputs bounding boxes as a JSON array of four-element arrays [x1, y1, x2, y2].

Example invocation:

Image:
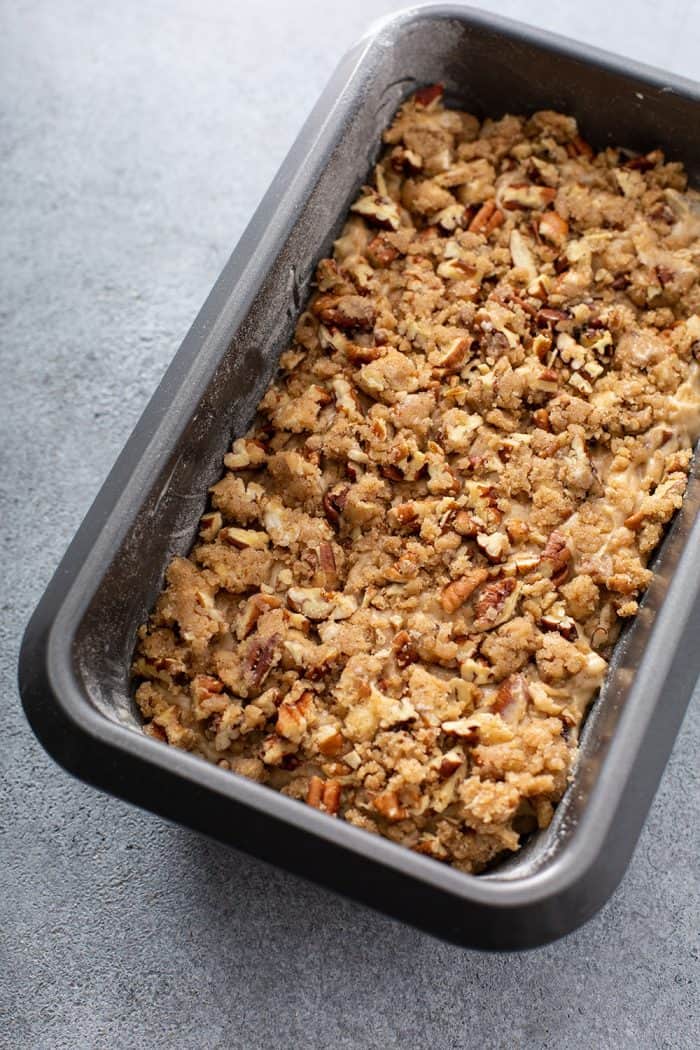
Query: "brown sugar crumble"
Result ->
[[133, 87, 700, 873]]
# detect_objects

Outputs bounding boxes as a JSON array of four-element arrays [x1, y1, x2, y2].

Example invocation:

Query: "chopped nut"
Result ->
[[440, 568, 490, 614], [276, 690, 314, 743], [538, 211, 569, 244], [539, 612, 578, 640], [392, 629, 418, 668], [350, 189, 401, 231], [323, 485, 349, 528], [473, 578, 521, 631], [442, 719, 480, 743], [373, 790, 407, 822], [236, 593, 282, 640], [316, 724, 345, 756], [414, 83, 444, 107], [438, 749, 465, 778], [539, 531, 571, 585], [501, 182, 556, 210], [199, 511, 222, 542], [286, 587, 358, 621], [469, 199, 501, 234], [476, 531, 511, 563], [312, 293, 376, 330], [219, 527, 270, 550]]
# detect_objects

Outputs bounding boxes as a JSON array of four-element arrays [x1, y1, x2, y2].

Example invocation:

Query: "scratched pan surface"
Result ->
[[19, 4, 700, 949]]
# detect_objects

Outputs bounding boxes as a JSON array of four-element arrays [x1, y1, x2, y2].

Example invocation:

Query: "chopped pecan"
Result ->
[[414, 83, 444, 107], [539, 612, 578, 640], [389, 501, 420, 531], [441, 719, 480, 744], [501, 182, 556, 210], [313, 293, 376, 331], [438, 749, 464, 778], [440, 568, 489, 614], [287, 587, 358, 621], [490, 673, 529, 723], [432, 336, 473, 372], [468, 199, 500, 234], [219, 526, 270, 550], [567, 134, 594, 159], [452, 510, 480, 537], [539, 530, 571, 585], [366, 234, 399, 267], [244, 633, 280, 692], [344, 343, 383, 363], [199, 511, 222, 542], [476, 531, 510, 563], [323, 484, 349, 528], [538, 211, 569, 244], [473, 577, 520, 631], [317, 542, 338, 588], [537, 306, 569, 326], [392, 629, 418, 668], [276, 689, 314, 743], [350, 189, 401, 231], [236, 593, 282, 640], [373, 790, 407, 822]]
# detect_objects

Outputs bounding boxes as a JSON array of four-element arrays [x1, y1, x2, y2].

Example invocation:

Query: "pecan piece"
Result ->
[[350, 190, 401, 231], [392, 629, 418, 668], [441, 719, 480, 744], [243, 633, 280, 692], [345, 343, 383, 364], [438, 749, 464, 778], [414, 83, 444, 107], [307, 776, 342, 815], [312, 293, 376, 330], [219, 526, 270, 550], [539, 612, 578, 640], [316, 725, 345, 757], [323, 484, 349, 528], [566, 134, 594, 159], [432, 336, 473, 372], [539, 530, 571, 585], [366, 234, 399, 267], [452, 510, 480, 537], [440, 568, 489, 614], [199, 511, 222, 542], [468, 199, 502, 234], [317, 542, 338, 589], [473, 577, 520, 631], [476, 531, 510, 563], [373, 790, 407, 822], [490, 673, 530, 723], [389, 501, 420, 531], [276, 690, 314, 743], [538, 211, 569, 244], [501, 182, 556, 210], [236, 593, 282, 640]]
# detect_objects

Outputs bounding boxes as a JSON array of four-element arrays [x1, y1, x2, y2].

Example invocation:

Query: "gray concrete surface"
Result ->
[[2, 2, 699, 1047]]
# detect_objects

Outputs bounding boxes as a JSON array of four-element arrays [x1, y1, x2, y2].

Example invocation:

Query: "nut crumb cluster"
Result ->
[[133, 86, 700, 872]]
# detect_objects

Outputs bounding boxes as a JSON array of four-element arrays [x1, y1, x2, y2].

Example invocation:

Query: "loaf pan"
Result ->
[[19, 4, 700, 949]]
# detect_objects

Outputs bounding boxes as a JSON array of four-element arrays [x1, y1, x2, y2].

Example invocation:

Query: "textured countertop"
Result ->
[[2, 2, 699, 1047]]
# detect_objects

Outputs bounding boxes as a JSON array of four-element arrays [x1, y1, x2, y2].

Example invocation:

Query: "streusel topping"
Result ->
[[133, 87, 700, 872]]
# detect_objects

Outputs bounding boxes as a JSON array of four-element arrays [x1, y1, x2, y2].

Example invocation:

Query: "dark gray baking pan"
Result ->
[[19, 4, 700, 949]]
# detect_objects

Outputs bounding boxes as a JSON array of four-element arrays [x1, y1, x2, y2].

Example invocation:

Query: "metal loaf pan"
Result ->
[[19, 5, 700, 949]]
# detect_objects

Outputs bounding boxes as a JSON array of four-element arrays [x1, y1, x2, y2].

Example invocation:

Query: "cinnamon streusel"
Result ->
[[132, 87, 700, 872]]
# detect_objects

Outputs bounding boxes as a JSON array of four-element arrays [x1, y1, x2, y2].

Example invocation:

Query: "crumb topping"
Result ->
[[133, 88, 700, 873]]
